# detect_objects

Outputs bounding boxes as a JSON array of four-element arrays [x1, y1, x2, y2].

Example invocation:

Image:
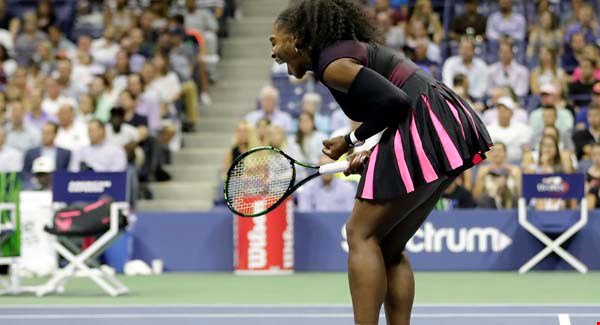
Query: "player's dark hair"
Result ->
[[276, 0, 381, 64]]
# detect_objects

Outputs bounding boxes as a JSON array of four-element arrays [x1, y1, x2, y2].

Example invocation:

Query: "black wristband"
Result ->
[[344, 133, 354, 147]]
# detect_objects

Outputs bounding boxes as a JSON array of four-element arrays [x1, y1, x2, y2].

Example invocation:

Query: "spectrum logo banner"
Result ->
[[522, 173, 585, 199]]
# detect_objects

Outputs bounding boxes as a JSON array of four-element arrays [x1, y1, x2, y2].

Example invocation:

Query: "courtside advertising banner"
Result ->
[[234, 197, 294, 274], [522, 173, 585, 199], [52, 172, 128, 203]]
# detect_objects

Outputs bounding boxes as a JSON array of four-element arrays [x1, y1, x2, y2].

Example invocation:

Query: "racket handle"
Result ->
[[319, 161, 350, 175]]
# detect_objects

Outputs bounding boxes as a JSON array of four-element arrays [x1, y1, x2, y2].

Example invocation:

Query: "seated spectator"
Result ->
[[55, 104, 90, 152], [568, 58, 598, 108], [103, 0, 136, 37], [573, 103, 600, 160], [0, 128, 22, 172], [105, 107, 140, 164], [486, 97, 532, 163], [41, 77, 77, 117], [449, 0, 487, 41], [408, 0, 443, 44], [531, 108, 575, 152], [439, 178, 477, 210], [28, 155, 54, 191], [488, 40, 529, 98], [442, 38, 488, 100], [90, 25, 120, 68], [127, 73, 162, 135], [485, 0, 526, 41], [14, 12, 47, 66], [300, 92, 329, 134], [482, 86, 527, 125], [585, 143, 600, 209], [473, 143, 521, 201], [34, 41, 56, 77], [376, 12, 404, 50], [24, 88, 55, 130], [477, 168, 518, 209], [54, 59, 87, 100], [293, 112, 327, 165], [5, 101, 40, 153], [562, 32, 587, 74], [23, 121, 70, 174], [411, 39, 439, 78], [564, 3, 600, 48], [268, 124, 304, 163], [297, 155, 356, 212], [525, 135, 575, 210], [405, 18, 441, 63], [90, 74, 120, 122], [526, 10, 562, 60], [575, 82, 600, 130], [77, 93, 95, 124], [451, 74, 484, 113], [221, 121, 259, 178], [530, 46, 567, 95], [70, 119, 127, 172], [0, 44, 16, 82], [571, 44, 600, 83], [524, 124, 577, 168], [246, 85, 293, 133], [47, 25, 75, 55], [183, 0, 220, 64], [530, 83, 574, 136]]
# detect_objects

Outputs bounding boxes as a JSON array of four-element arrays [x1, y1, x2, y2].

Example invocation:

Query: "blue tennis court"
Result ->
[[1, 305, 599, 325]]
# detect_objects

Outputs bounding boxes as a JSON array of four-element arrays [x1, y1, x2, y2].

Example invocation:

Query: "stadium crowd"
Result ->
[[224, 0, 600, 212], [0, 0, 238, 207]]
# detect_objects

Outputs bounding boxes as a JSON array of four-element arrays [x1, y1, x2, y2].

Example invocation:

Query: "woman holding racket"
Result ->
[[270, 1, 492, 324]]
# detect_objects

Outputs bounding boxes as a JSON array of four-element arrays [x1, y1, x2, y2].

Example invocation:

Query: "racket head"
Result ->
[[224, 146, 296, 217]]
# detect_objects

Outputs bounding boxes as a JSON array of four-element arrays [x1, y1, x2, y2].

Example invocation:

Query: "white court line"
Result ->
[[558, 313, 572, 325], [1, 303, 600, 308], [1, 313, 599, 319]]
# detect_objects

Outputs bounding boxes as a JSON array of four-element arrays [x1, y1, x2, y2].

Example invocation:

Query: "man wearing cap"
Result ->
[[575, 82, 600, 129], [486, 96, 532, 163], [529, 83, 574, 136], [29, 156, 54, 191]]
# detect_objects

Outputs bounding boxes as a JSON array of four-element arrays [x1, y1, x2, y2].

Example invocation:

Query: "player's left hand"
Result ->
[[344, 150, 370, 176], [322, 136, 349, 160]]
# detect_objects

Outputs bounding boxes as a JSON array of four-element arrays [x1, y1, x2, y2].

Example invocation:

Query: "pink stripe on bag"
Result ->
[[57, 210, 81, 218], [422, 95, 464, 170], [83, 198, 109, 212], [360, 144, 379, 199], [393, 130, 415, 193]]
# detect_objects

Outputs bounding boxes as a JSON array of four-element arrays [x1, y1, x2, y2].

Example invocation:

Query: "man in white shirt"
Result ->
[[41, 78, 77, 117], [485, 0, 526, 41], [0, 128, 23, 172], [442, 38, 489, 99], [70, 119, 127, 172], [529, 83, 574, 136], [5, 101, 41, 153], [246, 85, 293, 133], [90, 26, 120, 68], [486, 96, 532, 163], [55, 104, 90, 151], [488, 41, 529, 97]]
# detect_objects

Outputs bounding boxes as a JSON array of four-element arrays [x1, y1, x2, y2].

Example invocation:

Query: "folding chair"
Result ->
[[518, 173, 588, 274], [36, 172, 130, 297]]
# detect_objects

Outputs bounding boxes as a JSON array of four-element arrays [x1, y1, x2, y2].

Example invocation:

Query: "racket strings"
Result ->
[[227, 150, 294, 215]]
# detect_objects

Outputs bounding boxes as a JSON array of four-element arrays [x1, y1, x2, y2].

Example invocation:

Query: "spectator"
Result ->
[[585, 143, 600, 208], [293, 112, 327, 165], [256, 118, 271, 146], [34, 41, 55, 77], [24, 88, 55, 130], [147, 55, 182, 120], [530, 46, 567, 95], [54, 59, 87, 100], [23, 122, 71, 174], [182, 0, 220, 74], [439, 178, 477, 210], [0, 44, 16, 82], [451, 73, 484, 113], [575, 82, 600, 130], [406, 18, 441, 64], [486, 96, 532, 163], [442, 38, 488, 99], [485, 0, 526, 41], [35, 0, 55, 32], [0, 128, 22, 172], [28, 155, 54, 191], [408, 0, 443, 44], [449, 0, 487, 41], [246, 85, 293, 133], [103, 0, 136, 37], [573, 103, 600, 160], [568, 58, 598, 108], [47, 25, 75, 55], [473, 142, 521, 200], [376, 12, 404, 51], [300, 92, 329, 134], [298, 155, 356, 212], [564, 3, 600, 47], [91, 25, 121, 68], [411, 39, 439, 78], [531, 108, 575, 152], [221, 121, 259, 178], [526, 10, 562, 60], [529, 83, 574, 136], [70, 119, 127, 172], [5, 101, 40, 153], [477, 168, 517, 209], [127, 73, 162, 135], [268, 124, 304, 163], [55, 104, 90, 152], [120, 31, 147, 72], [14, 12, 47, 66], [488, 40, 529, 97], [90, 74, 120, 123], [562, 32, 587, 74], [572, 44, 600, 83], [77, 93, 95, 124], [105, 107, 139, 164], [482, 86, 527, 125], [41, 77, 77, 117]]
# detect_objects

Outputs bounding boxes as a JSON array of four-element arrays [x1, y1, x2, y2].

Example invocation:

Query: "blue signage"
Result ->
[[521, 173, 585, 199], [52, 172, 128, 203]]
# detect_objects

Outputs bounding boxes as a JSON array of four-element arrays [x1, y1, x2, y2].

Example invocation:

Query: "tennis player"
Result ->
[[270, 1, 492, 324]]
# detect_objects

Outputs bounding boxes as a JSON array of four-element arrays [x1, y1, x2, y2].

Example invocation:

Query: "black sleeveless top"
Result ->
[[314, 40, 419, 122]]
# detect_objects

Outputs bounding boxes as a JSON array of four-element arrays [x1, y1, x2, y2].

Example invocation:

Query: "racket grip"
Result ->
[[319, 161, 350, 175]]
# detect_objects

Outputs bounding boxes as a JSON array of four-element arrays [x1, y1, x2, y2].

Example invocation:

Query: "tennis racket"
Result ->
[[224, 146, 350, 217]]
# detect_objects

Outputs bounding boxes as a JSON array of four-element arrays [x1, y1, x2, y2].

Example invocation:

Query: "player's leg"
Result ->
[[346, 177, 447, 324], [381, 176, 456, 325]]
